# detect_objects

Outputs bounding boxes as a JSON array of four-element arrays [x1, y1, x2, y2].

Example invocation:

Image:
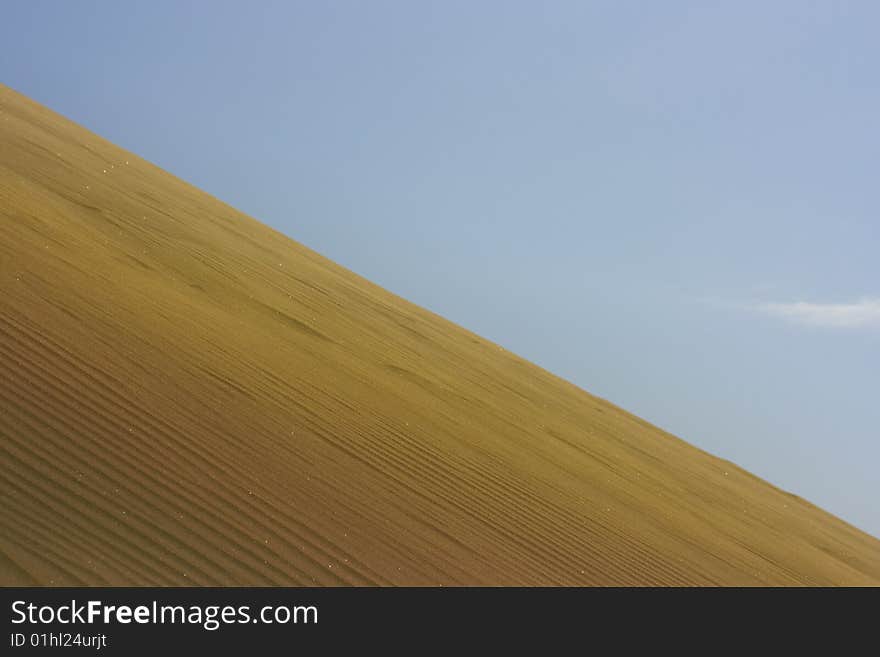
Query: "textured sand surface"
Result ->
[[1, 84, 879, 585]]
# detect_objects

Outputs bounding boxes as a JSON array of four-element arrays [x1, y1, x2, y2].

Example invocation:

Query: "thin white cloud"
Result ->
[[753, 298, 880, 329]]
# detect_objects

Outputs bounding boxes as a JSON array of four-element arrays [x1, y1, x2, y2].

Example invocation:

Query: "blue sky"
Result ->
[[3, 1, 878, 537]]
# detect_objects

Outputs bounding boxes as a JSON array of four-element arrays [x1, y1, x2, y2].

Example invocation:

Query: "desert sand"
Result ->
[[1, 83, 878, 586]]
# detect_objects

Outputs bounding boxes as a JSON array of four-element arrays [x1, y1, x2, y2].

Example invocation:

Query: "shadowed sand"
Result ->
[[1, 84, 878, 586]]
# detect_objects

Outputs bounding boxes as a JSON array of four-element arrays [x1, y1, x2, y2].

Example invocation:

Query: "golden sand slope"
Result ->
[[1, 84, 878, 586]]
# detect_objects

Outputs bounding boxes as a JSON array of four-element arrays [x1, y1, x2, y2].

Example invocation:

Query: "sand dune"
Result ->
[[1, 83, 878, 586]]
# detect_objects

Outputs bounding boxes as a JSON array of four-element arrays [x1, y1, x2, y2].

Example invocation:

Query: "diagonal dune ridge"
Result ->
[[1, 83, 878, 586]]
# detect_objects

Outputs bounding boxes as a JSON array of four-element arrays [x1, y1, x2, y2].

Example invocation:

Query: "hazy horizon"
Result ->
[[2, 1, 877, 537]]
